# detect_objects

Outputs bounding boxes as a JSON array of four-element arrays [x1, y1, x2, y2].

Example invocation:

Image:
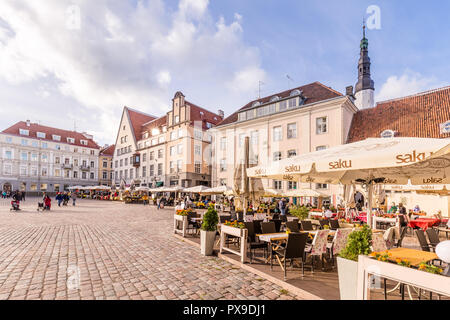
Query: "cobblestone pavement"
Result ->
[[0, 198, 300, 300]]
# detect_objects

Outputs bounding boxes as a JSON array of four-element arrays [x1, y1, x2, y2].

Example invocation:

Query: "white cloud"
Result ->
[[376, 70, 444, 102], [0, 0, 265, 145]]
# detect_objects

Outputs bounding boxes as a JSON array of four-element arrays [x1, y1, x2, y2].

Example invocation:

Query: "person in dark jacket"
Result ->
[[56, 192, 63, 207]]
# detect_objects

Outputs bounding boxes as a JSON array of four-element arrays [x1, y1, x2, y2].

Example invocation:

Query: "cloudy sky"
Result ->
[[0, 0, 449, 145]]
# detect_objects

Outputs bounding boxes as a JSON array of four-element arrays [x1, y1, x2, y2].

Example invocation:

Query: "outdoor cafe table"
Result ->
[[256, 230, 337, 243], [408, 218, 441, 231], [382, 248, 438, 267]]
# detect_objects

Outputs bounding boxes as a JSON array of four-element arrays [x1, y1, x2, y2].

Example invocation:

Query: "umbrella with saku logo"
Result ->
[[247, 137, 450, 228]]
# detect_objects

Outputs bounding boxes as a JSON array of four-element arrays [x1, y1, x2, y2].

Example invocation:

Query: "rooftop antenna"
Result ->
[[258, 81, 265, 99], [286, 74, 294, 88]]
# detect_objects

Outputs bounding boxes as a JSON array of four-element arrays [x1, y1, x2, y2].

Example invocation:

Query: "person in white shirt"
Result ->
[[324, 208, 333, 218]]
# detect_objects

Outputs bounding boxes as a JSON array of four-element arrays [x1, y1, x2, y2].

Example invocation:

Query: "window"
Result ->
[[103, 161, 108, 168], [90, 150, 95, 156], [67, 137, 75, 144], [55, 156, 60, 164], [170, 131, 178, 141], [194, 144, 201, 155], [274, 180, 282, 190], [21, 152, 27, 161], [142, 166, 147, 177], [151, 139, 156, 146], [170, 146, 176, 156], [5, 150, 12, 159], [158, 149, 163, 158], [288, 181, 297, 190], [177, 144, 183, 154], [157, 163, 163, 175], [220, 159, 226, 172], [273, 126, 282, 141], [219, 179, 227, 186], [6, 137, 12, 143], [124, 170, 128, 179], [55, 145, 61, 150], [279, 100, 287, 111], [120, 159, 123, 167], [55, 169, 61, 177], [21, 139, 28, 146], [175, 115, 179, 123], [316, 183, 328, 189], [288, 98, 297, 108], [287, 150, 297, 158], [42, 154, 48, 162], [3, 164, 12, 175], [316, 117, 327, 134], [52, 135, 61, 141], [177, 160, 182, 171], [194, 161, 201, 173], [150, 165, 154, 176], [316, 145, 327, 151], [40, 184, 47, 191], [158, 136, 164, 144], [142, 153, 146, 162], [90, 161, 94, 168], [238, 113, 246, 121], [287, 123, 297, 139], [273, 152, 282, 161], [124, 158, 128, 166], [41, 167, 48, 176], [220, 137, 226, 150], [32, 141, 38, 148], [170, 161, 175, 173], [31, 153, 38, 161], [250, 131, 258, 146], [194, 130, 202, 140], [42, 142, 48, 149], [381, 130, 395, 138], [103, 171, 108, 180], [80, 140, 88, 146], [239, 133, 245, 147], [65, 170, 70, 178], [150, 151, 154, 160], [19, 129, 29, 136], [20, 166, 27, 176]]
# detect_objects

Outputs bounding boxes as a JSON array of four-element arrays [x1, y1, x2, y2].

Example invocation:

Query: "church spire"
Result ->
[[354, 22, 375, 109]]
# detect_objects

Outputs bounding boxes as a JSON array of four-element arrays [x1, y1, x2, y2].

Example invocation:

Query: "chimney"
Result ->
[[218, 109, 224, 119], [26, 120, 31, 127], [346, 86, 355, 100]]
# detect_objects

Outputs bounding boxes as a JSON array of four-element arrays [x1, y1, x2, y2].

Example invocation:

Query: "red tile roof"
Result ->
[[125, 107, 157, 141], [217, 81, 343, 126], [1, 121, 100, 149], [141, 115, 167, 138], [186, 101, 223, 130], [347, 86, 450, 143], [100, 144, 115, 156]]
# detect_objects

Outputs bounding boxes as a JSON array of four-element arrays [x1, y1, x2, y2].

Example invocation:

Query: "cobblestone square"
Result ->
[[0, 198, 300, 300]]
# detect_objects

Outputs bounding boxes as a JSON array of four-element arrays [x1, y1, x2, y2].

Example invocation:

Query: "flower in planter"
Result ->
[[418, 263, 443, 275]]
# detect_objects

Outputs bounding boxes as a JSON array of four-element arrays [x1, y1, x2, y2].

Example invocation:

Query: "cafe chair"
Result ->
[[261, 222, 276, 234], [372, 233, 388, 252], [271, 219, 282, 232], [304, 229, 330, 273], [329, 219, 340, 230], [426, 228, 441, 249], [253, 220, 264, 235], [327, 228, 352, 268], [415, 229, 434, 252], [285, 221, 300, 233], [319, 219, 330, 230], [300, 220, 314, 231], [244, 222, 268, 264], [270, 232, 308, 280]]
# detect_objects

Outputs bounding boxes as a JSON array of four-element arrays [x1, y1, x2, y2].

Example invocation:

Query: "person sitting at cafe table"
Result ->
[[387, 202, 397, 213], [413, 205, 420, 213], [324, 207, 333, 218]]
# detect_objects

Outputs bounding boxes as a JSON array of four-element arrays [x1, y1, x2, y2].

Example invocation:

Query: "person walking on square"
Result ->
[[279, 198, 286, 216], [21, 191, 25, 202], [56, 192, 63, 207], [71, 192, 77, 206], [157, 197, 161, 210]]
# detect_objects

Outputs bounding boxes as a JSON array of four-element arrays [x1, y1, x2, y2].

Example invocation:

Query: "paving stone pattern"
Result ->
[[0, 198, 300, 300]]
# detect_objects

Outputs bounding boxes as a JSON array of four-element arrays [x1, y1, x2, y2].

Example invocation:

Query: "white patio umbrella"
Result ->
[[183, 185, 210, 193], [261, 188, 283, 197], [282, 188, 328, 198], [135, 186, 149, 192], [199, 185, 233, 195], [247, 137, 450, 227]]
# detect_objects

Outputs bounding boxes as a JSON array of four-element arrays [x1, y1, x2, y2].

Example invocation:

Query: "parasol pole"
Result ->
[[367, 181, 374, 229], [243, 136, 250, 215]]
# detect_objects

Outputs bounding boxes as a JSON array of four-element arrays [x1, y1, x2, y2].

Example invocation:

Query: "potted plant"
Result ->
[[200, 205, 219, 256], [337, 224, 372, 300], [289, 205, 310, 220]]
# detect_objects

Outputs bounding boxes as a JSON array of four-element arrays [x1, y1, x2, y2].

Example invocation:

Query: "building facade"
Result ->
[[98, 145, 115, 186], [113, 92, 223, 188], [210, 82, 358, 206], [0, 120, 100, 195]]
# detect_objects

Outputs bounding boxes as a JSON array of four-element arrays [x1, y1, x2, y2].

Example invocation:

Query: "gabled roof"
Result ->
[[186, 101, 223, 129], [125, 107, 157, 141], [217, 81, 343, 126], [141, 115, 167, 137], [1, 121, 100, 149], [347, 86, 450, 143], [100, 144, 115, 156]]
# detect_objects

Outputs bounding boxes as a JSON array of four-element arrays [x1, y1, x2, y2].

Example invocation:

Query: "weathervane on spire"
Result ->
[[360, 18, 369, 50]]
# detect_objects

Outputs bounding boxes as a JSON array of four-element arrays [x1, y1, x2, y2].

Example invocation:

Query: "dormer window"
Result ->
[[380, 130, 395, 138], [19, 129, 29, 136], [290, 89, 301, 96], [37, 132, 46, 138], [52, 135, 61, 141], [270, 96, 279, 102], [440, 120, 450, 134], [162, 126, 167, 132], [143, 132, 149, 139], [80, 140, 88, 146], [67, 137, 75, 144], [151, 128, 160, 136], [252, 101, 261, 108]]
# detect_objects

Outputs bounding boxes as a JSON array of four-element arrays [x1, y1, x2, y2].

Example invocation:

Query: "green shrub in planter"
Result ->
[[201, 205, 219, 232], [339, 225, 372, 261], [289, 205, 310, 220]]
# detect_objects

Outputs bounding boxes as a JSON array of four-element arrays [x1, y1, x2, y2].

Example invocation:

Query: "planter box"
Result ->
[[173, 214, 188, 237], [357, 255, 450, 300], [220, 224, 248, 263], [337, 257, 359, 300], [200, 230, 216, 256]]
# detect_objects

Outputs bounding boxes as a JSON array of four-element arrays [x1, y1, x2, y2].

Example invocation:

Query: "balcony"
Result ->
[[62, 163, 73, 169], [80, 165, 90, 171]]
